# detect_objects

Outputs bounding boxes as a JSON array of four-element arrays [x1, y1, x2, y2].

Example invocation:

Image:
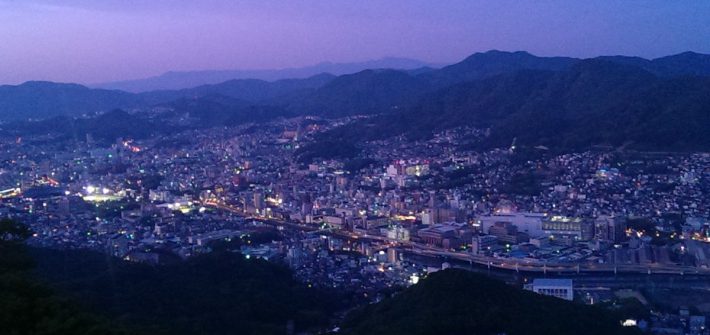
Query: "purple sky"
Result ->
[[1, 0, 709, 85]]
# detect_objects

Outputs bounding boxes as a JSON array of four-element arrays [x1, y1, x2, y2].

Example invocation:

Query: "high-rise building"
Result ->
[[387, 248, 398, 264], [595, 215, 627, 243], [300, 193, 313, 215], [488, 221, 529, 244], [471, 234, 498, 255], [428, 190, 437, 210], [253, 191, 265, 212]]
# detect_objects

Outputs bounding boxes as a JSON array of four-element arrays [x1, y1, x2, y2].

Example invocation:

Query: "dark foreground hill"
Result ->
[[341, 269, 638, 335], [0, 219, 131, 335], [29, 248, 338, 335], [1, 217, 340, 335], [2, 219, 639, 335]]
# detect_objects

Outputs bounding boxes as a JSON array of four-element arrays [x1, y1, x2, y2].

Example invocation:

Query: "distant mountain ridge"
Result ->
[[278, 50, 710, 121], [280, 69, 433, 117], [0, 74, 336, 121], [425, 50, 577, 87], [0, 81, 141, 120], [139, 73, 336, 104], [598, 51, 710, 77], [2, 49, 710, 155], [299, 56, 710, 159], [94, 57, 439, 92]]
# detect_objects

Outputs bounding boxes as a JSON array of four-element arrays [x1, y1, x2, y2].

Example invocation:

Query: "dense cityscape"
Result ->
[[2, 111, 708, 333], [2, 2, 710, 335]]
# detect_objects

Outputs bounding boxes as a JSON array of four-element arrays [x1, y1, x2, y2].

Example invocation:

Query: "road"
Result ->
[[202, 200, 710, 277]]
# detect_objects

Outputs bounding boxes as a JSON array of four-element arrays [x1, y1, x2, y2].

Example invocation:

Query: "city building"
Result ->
[[477, 212, 546, 238], [543, 216, 594, 245], [525, 278, 574, 301]]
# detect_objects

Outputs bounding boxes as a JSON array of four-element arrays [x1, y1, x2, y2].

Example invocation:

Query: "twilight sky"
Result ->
[[1, 0, 709, 85]]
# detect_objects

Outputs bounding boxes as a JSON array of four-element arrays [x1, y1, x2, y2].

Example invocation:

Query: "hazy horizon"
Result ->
[[1, 0, 710, 85], [5, 50, 710, 88]]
